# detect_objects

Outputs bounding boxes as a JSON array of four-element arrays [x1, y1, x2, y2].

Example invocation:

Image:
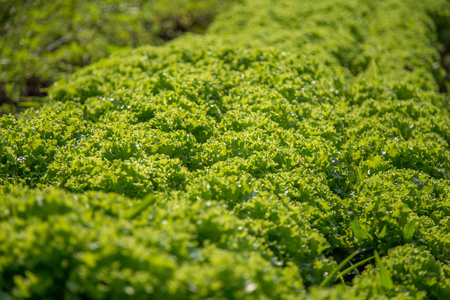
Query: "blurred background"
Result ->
[[0, 0, 233, 114]]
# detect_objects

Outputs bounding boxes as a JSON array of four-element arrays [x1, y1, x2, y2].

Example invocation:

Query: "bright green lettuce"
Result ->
[[1, 0, 450, 299]]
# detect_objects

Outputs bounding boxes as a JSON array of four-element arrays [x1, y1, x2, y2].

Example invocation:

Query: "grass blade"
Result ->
[[125, 193, 156, 220], [320, 248, 362, 287], [374, 250, 394, 290], [338, 255, 375, 278]]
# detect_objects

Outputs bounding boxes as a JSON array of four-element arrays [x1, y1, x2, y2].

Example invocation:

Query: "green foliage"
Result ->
[[1, 0, 450, 299], [0, 0, 233, 113], [0, 188, 303, 299]]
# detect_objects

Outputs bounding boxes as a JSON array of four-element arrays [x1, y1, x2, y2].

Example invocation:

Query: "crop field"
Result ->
[[1, 0, 450, 299], [0, 0, 233, 114]]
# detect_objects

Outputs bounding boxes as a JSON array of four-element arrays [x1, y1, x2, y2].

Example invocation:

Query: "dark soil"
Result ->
[[440, 49, 450, 93]]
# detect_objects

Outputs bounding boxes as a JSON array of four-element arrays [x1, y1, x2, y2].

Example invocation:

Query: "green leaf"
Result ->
[[423, 185, 433, 193], [402, 220, 417, 243], [30, 139, 42, 151], [350, 216, 368, 241], [331, 171, 343, 179], [363, 155, 383, 169], [374, 250, 394, 290], [5, 146, 15, 163], [379, 225, 387, 238], [387, 147, 399, 158]]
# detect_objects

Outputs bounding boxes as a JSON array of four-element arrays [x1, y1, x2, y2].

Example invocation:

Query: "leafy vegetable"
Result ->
[[1, 0, 450, 299]]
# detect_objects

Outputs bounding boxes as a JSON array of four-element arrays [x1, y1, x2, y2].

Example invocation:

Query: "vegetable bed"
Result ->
[[0, 0, 232, 114], [1, 0, 450, 299]]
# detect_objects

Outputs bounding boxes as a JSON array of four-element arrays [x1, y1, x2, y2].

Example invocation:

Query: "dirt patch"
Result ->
[[440, 49, 450, 93]]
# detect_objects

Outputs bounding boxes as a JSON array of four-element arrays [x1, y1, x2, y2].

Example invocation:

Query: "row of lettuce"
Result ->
[[0, 0, 233, 114], [1, 0, 450, 299]]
